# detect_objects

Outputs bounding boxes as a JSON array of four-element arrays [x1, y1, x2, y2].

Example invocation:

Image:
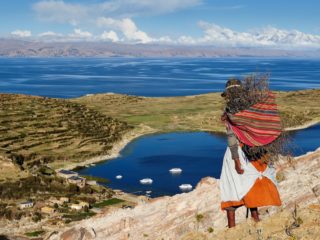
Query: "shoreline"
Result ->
[[1, 122, 319, 237], [284, 120, 319, 131], [59, 120, 319, 172], [59, 125, 157, 171]]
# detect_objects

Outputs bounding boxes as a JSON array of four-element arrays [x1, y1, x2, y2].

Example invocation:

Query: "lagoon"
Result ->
[[77, 124, 320, 198]]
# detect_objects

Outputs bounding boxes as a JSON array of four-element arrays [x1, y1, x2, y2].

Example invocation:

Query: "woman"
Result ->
[[219, 78, 282, 228]]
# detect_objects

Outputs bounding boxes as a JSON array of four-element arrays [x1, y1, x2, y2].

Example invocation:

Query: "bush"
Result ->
[[32, 212, 42, 222], [25, 230, 45, 237], [92, 198, 124, 208]]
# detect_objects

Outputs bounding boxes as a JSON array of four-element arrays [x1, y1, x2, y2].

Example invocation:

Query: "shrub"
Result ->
[[32, 212, 42, 222]]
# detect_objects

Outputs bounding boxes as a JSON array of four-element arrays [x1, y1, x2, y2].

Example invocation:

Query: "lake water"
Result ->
[[77, 124, 320, 198], [0, 57, 320, 98], [1, 57, 319, 197]]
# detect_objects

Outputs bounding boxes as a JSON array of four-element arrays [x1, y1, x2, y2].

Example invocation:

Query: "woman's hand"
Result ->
[[234, 159, 244, 174], [221, 112, 227, 121]]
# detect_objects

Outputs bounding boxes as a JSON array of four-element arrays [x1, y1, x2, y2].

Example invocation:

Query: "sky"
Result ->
[[1, 0, 320, 48]]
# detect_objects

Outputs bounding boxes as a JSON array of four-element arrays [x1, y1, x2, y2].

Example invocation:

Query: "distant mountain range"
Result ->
[[0, 39, 320, 57]]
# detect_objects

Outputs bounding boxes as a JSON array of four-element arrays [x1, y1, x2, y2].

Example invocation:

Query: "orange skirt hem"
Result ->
[[221, 160, 281, 210]]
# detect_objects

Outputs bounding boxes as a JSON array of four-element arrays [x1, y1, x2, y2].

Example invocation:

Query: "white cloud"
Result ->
[[157, 36, 173, 43], [176, 21, 320, 48], [98, 0, 202, 17], [100, 30, 119, 42], [33, 0, 202, 25], [38, 31, 61, 37], [33, 1, 189, 43], [68, 29, 93, 40], [97, 17, 153, 43], [177, 35, 197, 44], [32, 0, 202, 44], [253, 26, 320, 47], [33, 0, 88, 25], [11, 30, 32, 38], [197, 21, 261, 46]]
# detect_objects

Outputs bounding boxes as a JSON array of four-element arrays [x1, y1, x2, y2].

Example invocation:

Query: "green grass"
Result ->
[[62, 211, 96, 222], [75, 89, 320, 133], [79, 175, 110, 183], [74, 93, 224, 132], [25, 230, 45, 237], [92, 198, 125, 208]]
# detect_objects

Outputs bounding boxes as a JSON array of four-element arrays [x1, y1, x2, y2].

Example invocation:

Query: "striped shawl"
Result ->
[[226, 92, 282, 147]]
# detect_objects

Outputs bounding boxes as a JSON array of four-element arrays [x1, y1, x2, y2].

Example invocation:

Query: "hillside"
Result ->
[[1, 89, 319, 179], [0, 90, 319, 239], [74, 89, 320, 133], [1, 39, 320, 57], [0, 94, 132, 178], [38, 148, 320, 240]]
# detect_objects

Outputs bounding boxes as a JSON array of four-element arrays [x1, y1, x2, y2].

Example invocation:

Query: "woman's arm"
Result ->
[[227, 128, 244, 174], [222, 111, 244, 174]]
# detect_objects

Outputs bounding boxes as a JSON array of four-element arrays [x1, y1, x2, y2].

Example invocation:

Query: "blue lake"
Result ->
[[1, 57, 319, 197], [0, 57, 320, 98], [77, 124, 320, 198]]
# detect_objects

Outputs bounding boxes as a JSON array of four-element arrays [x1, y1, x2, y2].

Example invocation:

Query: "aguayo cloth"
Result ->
[[220, 147, 278, 203], [227, 92, 282, 147]]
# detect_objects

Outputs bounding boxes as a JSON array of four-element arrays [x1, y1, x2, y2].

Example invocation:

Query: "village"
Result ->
[[19, 170, 93, 215], [0, 167, 147, 237]]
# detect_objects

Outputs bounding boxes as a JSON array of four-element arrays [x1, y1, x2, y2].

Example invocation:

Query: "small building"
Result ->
[[113, 189, 124, 195], [79, 201, 89, 208], [19, 201, 34, 209], [57, 169, 78, 179], [68, 176, 86, 188], [41, 206, 56, 214], [86, 180, 97, 186], [90, 208, 102, 214], [70, 204, 83, 211], [48, 197, 60, 205], [48, 197, 70, 206], [60, 197, 69, 203]]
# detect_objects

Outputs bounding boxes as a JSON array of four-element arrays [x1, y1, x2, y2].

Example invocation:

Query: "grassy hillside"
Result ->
[[0, 89, 319, 179], [276, 90, 320, 128], [0, 94, 132, 171], [74, 89, 320, 133], [73, 93, 225, 132]]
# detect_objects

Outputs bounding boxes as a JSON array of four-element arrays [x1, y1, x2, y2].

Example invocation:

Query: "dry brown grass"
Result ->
[[180, 204, 320, 240]]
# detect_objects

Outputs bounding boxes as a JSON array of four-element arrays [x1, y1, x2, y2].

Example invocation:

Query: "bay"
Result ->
[[77, 124, 320, 198]]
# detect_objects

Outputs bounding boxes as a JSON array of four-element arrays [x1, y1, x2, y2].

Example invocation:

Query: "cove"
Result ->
[[77, 124, 320, 198]]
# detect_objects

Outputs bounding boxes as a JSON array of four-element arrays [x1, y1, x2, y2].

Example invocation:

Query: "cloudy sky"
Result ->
[[1, 0, 320, 48]]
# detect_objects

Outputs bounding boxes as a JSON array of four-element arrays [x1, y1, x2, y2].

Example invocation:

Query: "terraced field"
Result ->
[[0, 94, 132, 169], [1, 89, 319, 178]]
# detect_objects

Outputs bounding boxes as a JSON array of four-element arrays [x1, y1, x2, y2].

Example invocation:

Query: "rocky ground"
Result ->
[[33, 148, 320, 240]]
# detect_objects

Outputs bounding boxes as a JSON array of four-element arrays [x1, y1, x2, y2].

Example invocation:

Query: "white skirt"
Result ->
[[219, 147, 277, 202]]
